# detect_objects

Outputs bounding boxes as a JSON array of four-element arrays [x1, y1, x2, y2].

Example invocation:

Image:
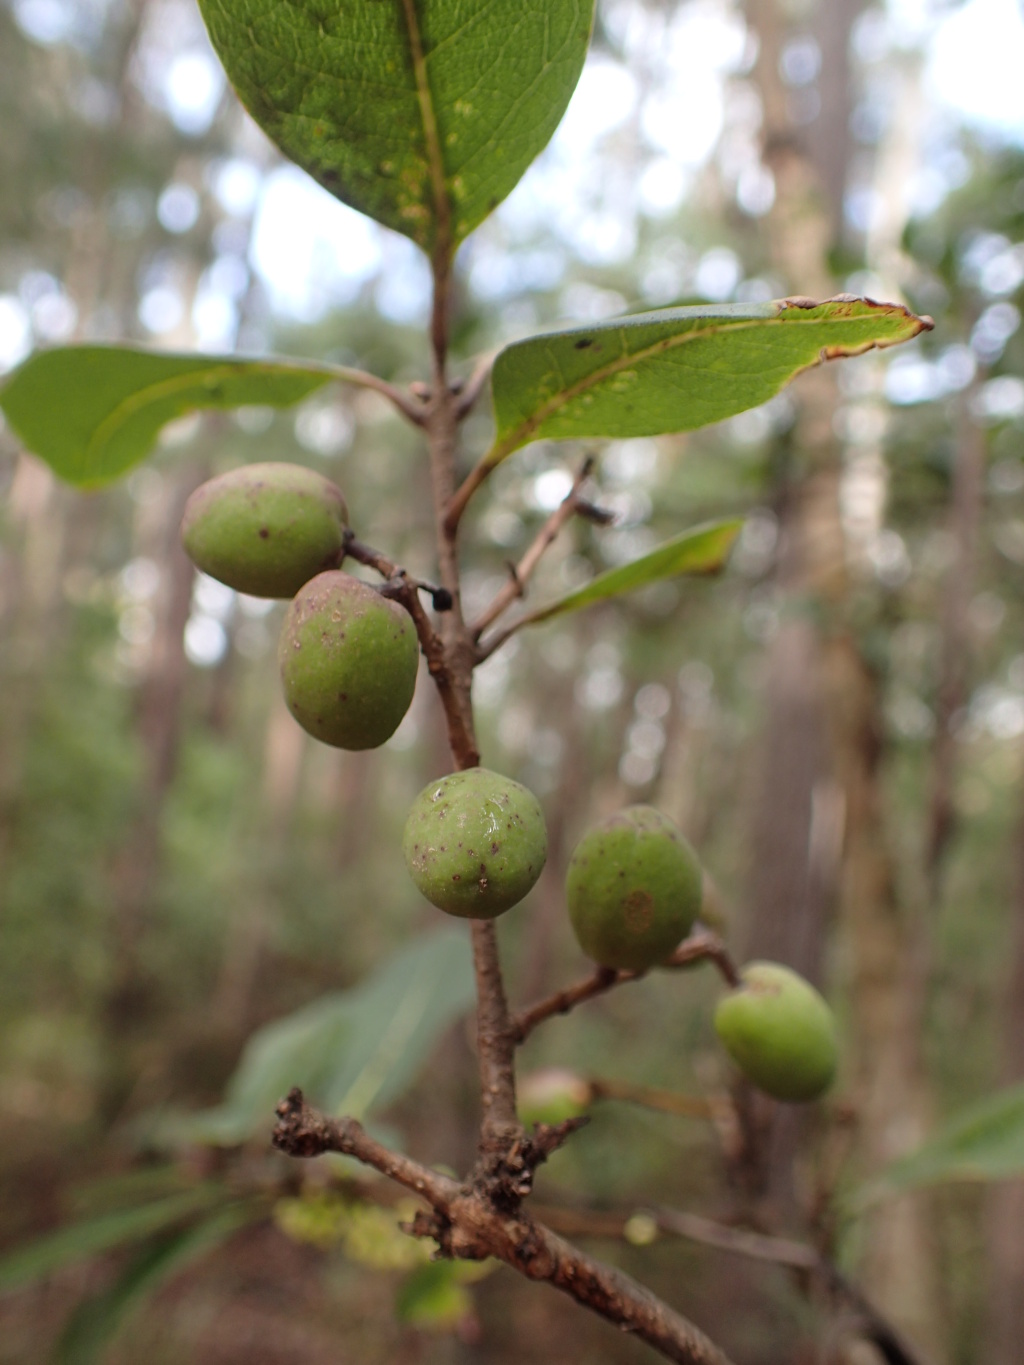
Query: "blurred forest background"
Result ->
[[2, 0, 1024, 1361]]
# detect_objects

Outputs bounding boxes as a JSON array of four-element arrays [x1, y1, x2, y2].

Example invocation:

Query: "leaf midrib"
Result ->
[[488, 308, 922, 468], [526, 521, 741, 625], [75, 359, 336, 481], [335, 963, 440, 1119], [400, 0, 451, 264]]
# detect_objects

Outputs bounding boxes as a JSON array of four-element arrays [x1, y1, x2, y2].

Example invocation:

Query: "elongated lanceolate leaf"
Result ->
[[486, 296, 932, 470], [53, 1203, 263, 1365], [198, 0, 595, 256], [0, 1188, 225, 1293], [509, 518, 742, 633], [176, 928, 475, 1146], [321, 926, 476, 1117], [864, 1083, 1024, 1201], [0, 346, 338, 487]]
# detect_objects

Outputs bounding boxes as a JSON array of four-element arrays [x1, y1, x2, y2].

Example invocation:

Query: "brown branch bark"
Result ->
[[454, 347, 499, 419], [586, 1079, 715, 1120], [268, 208, 739, 1365], [273, 1090, 734, 1365], [470, 455, 597, 641], [325, 362, 429, 426], [512, 931, 739, 1043], [534, 1202, 929, 1365]]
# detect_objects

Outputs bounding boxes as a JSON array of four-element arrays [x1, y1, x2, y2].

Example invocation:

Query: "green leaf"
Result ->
[[511, 518, 742, 631], [486, 297, 932, 470], [52, 1203, 262, 1365], [0, 346, 337, 487], [175, 929, 475, 1146], [70, 1167, 193, 1218], [321, 927, 476, 1117], [197, 0, 595, 256], [0, 1188, 224, 1293], [395, 1260, 492, 1331], [865, 1084, 1024, 1200]]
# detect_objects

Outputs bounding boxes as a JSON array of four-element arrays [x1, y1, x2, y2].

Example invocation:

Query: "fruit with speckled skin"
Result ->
[[714, 962, 837, 1102], [279, 571, 417, 750], [181, 463, 348, 598], [566, 806, 702, 972], [402, 768, 547, 919]]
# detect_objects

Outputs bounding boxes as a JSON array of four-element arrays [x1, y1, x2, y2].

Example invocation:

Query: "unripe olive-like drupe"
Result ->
[[181, 462, 348, 598], [402, 768, 547, 919], [566, 806, 702, 972], [714, 961, 838, 1103], [518, 1069, 592, 1127], [279, 570, 418, 750]]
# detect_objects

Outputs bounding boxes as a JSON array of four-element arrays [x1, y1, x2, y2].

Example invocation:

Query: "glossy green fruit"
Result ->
[[402, 768, 547, 919], [181, 462, 348, 598], [714, 962, 838, 1103], [566, 806, 702, 972], [279, 571, 418, 750]]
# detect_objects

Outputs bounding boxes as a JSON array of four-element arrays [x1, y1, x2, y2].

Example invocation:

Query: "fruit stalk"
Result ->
[[420, 259, 519, 1157], [272, 232, 743, 1365]]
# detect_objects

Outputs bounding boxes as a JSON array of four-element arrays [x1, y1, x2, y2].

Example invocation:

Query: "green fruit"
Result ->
[[181, 462, 348, 598], [566, 806, 702, 972], [518, 1069, 591, 1127], [279, 571, 418, 750], [402, 768, 547, 919], [713, 962, 838, 1103]]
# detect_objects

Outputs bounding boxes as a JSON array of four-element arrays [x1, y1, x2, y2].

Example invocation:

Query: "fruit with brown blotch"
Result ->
[[713, 961, 838, 1103], [566, 806, 702, 972], [402, 768, 547, 919], [181, 462, 348, 598], [278, 570, 418, 750]]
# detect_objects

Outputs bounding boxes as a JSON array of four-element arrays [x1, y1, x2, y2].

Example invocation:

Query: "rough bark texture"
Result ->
[[272, 1090, 734, 1365]]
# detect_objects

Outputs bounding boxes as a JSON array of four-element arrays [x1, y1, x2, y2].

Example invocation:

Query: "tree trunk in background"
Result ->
[[925, 385, 985, 893], [739, 473, 839, 1224], [739, 0, 853, 1229], [209, 693, 307, 1035], [824, 635, 944, 1364], [744, 0, 945, 1356], [0, 457, 69, 889], [107, 465, 200, 1038], [985, 781, 1024, 1363]]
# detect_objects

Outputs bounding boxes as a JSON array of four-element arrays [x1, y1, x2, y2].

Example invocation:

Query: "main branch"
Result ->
[[271, 251, 739, 1365], [513, 931, 740, 1043], [470, 454, 602, 641], [274, 1089, 735, 1365]]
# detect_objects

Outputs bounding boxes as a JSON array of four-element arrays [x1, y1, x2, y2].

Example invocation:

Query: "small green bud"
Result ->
[[518, 1069, 592, 1127]]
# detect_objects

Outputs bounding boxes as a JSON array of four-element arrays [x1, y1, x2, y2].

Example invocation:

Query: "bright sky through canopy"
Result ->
[[927, 0, 1024, 139], [240, 0, 1024, 325]]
